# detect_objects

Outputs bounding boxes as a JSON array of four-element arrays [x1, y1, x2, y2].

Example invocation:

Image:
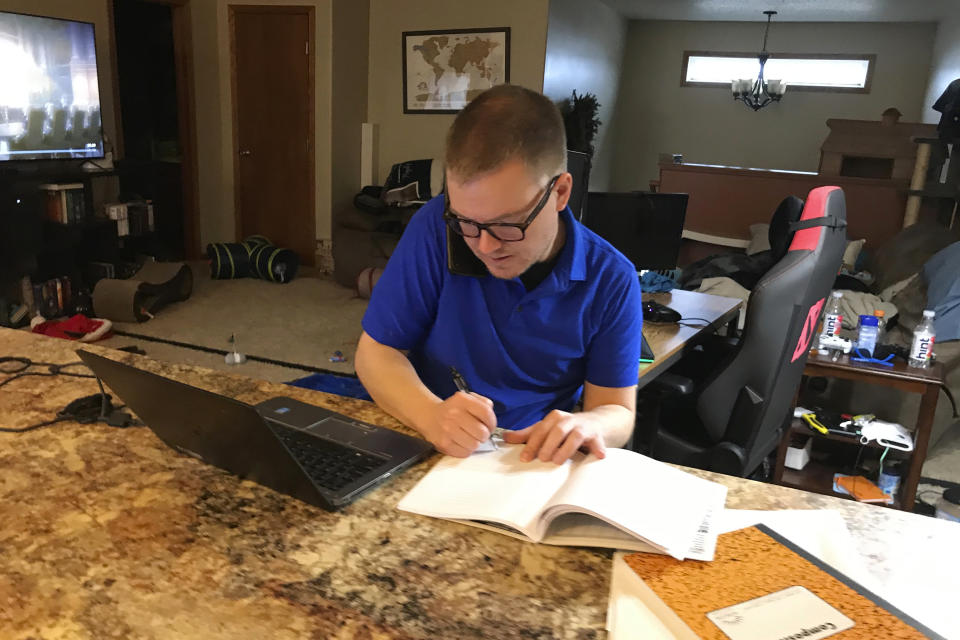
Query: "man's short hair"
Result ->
[[445, 84, 566, 183]]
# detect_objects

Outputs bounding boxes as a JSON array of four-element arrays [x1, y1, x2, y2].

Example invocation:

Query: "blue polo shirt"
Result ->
[[361, 195, 643, 429]]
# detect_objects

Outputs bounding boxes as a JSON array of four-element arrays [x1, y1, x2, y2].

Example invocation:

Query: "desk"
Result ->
[[1, 329, 957, 639], [639, 289, 742, 388], [774, 351, 944, 511]]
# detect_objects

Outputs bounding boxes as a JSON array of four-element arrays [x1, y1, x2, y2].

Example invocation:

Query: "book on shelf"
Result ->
[[29, 276, 74, 318], [397, 445, 727, 560], [833, 474, 893, 504], [38, 183, 85, 225], [105, 201, 154, 237], [609, 524, 941, 640]]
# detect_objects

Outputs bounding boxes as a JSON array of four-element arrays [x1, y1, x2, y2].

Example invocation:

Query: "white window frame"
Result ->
[[681, 51, 876, 93]]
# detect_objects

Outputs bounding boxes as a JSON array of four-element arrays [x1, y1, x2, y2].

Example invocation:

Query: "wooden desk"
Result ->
[[774, 351, 944, 511], [1, 329, 957, 639], [639, 289, 742, 388]]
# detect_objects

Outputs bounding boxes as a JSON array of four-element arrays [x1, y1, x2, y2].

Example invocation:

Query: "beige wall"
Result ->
[[608, 21, 937, 191], [330, 0, 369, 225], [190, 0, 334, 249], [367, 0, 550, 184], [922, 14, 960, 124], [0, 0, 118, 154], [543, 0, 626, 191]]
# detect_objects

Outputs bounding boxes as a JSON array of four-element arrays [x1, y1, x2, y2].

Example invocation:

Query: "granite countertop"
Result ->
[[1, 329, 957, 639]]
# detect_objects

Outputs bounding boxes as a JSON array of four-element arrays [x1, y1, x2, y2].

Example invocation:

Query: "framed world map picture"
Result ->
[[402, 27, 510, 113]]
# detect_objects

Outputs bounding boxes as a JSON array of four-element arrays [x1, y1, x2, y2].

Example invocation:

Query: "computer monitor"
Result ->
[[582, 192, 688, 272]]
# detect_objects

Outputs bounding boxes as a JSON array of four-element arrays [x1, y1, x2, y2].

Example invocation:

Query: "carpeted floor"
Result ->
[[97, 262, 367, 384]]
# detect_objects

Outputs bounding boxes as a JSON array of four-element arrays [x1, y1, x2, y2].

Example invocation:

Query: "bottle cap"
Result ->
[[874, 310, 885, 318], [858, 315, 879, 327], [831, 291, 842, 298], [923, 310, 935, 318]]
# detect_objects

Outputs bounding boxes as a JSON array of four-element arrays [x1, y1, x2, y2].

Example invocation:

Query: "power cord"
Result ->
[[0, 356, 142, 433], [0, 356, 96, 389], [677, 316, 714, 327]]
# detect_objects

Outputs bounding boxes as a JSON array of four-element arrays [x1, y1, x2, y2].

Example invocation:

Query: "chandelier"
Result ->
[[732, 10, 787, 111]]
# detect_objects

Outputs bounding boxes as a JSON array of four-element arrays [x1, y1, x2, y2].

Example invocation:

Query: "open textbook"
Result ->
[[397, 445, 727, 561]]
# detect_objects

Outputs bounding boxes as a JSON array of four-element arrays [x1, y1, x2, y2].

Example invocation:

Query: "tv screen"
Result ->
[[0, 11, 104, 162]]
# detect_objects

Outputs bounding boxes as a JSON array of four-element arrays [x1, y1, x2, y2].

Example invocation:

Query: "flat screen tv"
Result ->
[[0, 10, 104, 162]]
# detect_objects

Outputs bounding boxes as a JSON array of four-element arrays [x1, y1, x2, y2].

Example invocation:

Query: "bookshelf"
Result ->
[[0, 164, 155, 324]]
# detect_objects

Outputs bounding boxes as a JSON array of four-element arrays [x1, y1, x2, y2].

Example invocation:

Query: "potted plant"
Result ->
[[558, 90, 601, 158]]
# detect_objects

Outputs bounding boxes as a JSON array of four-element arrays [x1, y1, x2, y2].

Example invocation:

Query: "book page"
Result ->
[[541, 512, 664, 552], [542, 448, 727, 560], [396, 444, 575, 539]]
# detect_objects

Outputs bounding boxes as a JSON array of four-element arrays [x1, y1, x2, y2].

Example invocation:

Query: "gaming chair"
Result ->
[[635, 186, 848, 477]]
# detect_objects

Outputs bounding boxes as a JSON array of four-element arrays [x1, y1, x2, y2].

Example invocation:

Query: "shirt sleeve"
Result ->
[[361, 197, 446, 350], [584, 264, 643, 388]]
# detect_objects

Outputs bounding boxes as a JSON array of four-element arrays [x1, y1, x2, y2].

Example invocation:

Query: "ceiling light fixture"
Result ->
[[732, 10, 787, 111]]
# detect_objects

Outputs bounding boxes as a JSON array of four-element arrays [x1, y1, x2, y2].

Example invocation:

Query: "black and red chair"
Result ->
[[634, 186, 848, 477]]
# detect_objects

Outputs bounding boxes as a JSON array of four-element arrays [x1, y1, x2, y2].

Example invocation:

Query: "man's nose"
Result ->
[[477, 229, 502, 254]]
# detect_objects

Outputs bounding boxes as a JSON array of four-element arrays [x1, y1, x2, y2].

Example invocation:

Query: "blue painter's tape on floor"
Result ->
[[286, 373, 372, 401]]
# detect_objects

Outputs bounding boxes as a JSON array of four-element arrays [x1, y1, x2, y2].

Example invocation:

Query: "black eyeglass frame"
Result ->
[[443, 174, 562, 242]]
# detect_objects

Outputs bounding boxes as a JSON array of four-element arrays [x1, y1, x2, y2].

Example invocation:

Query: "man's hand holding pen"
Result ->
[[423, 390, 497, 457]]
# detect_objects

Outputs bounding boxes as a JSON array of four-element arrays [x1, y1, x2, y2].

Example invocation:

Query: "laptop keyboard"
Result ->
[[271, 423, 387, 491]]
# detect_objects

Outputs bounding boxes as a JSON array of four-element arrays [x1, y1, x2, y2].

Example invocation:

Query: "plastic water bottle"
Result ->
[[873, 309, 886, 342], [908, 310, 936, 368], [820, 291, 844, 340], [856, 315, 879, 356]]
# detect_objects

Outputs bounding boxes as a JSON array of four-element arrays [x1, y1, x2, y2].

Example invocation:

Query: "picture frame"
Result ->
[[402, 27, 511, 114]]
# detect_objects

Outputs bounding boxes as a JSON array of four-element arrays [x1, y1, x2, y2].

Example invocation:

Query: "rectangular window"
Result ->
[[681, 52, 875, 93]]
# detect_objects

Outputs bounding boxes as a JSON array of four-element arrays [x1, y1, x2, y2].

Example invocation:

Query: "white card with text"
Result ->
[[706, 585, 854, 640]]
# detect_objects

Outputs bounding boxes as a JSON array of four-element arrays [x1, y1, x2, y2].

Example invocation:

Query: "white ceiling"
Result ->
[[600, 0, 956, 22]]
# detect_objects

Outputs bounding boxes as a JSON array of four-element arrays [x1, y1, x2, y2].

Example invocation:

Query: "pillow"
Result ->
[[843, 239, 865, 270], [746, 223, 770, 256]]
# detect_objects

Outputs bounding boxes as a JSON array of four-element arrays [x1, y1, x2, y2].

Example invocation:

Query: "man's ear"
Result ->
[[554, 172, 573, 211]]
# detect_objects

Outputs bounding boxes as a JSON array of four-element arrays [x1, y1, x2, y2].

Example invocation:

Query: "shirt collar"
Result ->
[[558, 206, 588, 283]]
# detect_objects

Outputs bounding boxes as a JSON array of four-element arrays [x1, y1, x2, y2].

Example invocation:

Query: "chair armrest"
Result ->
[[647, 372, 695, 397]]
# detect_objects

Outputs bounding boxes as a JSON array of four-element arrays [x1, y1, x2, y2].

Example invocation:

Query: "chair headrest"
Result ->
[[768, 196, 805, 262], [788, 186, 846, 253]]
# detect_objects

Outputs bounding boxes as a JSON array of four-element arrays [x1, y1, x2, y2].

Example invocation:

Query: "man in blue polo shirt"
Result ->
[[356, 85, 642, 464]]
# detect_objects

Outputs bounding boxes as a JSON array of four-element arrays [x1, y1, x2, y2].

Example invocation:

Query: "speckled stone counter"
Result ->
[[1, 329, 958, 639]]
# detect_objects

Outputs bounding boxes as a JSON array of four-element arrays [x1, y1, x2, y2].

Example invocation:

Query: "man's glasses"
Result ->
[[444, 174, 561, 242]]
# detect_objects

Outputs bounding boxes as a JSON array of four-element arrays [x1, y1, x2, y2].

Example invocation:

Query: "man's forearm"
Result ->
[[579, 404, 635, 448], [355, 333, 441, 437]]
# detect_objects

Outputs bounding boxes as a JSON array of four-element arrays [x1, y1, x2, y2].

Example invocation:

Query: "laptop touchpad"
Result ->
[[304, 417, 375, 445]]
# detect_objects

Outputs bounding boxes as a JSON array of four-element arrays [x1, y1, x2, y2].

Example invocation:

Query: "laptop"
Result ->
[[77, 350, 434, 510]]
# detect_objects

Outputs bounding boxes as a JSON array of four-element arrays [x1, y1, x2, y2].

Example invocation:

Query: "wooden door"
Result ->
[[230, 6, 315, 265]]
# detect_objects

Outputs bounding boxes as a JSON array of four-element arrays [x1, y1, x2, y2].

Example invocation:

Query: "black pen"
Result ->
[[450, 366, 498, 450], [450, 366, 470, 394]]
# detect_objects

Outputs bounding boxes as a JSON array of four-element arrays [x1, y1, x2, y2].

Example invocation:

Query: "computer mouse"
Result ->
[[642, 300, 682, 324]]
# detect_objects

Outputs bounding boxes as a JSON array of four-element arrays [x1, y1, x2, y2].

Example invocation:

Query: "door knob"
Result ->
[[239, 149, 251, 157]]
